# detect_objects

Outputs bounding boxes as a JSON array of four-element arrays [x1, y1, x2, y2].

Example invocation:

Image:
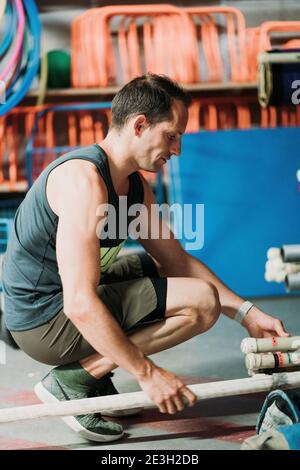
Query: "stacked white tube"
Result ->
[[241, 337, 300, 376], [241, 337, 300, 354], [246, 351, 300, 373], [264, 246, 300, 286]]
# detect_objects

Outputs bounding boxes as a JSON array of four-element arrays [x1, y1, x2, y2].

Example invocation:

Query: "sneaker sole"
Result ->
[[34, 381, 124, 443]]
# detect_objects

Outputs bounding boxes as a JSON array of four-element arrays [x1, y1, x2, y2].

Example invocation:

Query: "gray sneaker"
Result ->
[[34, 363, 124, 442]]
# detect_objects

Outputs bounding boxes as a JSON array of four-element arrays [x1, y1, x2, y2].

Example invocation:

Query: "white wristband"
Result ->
[[234, 301, 254, 324]]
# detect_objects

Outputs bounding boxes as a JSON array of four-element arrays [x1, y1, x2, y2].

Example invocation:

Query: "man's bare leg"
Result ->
[[81, 277, 220, 378]]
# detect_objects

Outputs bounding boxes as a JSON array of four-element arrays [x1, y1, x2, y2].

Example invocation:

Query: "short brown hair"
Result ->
[[111, 74, 191, 129]]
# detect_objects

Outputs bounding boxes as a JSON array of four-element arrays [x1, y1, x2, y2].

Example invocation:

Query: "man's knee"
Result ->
[[188, 280, 221, 333]]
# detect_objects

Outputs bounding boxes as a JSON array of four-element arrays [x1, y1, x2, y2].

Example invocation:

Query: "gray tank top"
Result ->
[[2, 144, 144, 331]]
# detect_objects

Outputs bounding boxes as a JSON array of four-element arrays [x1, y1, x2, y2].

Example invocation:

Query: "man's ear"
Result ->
[[133, 115, 147, 136]]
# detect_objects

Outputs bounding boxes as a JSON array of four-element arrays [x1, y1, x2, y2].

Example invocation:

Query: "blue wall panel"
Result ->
[[168, 128, 300, 297]]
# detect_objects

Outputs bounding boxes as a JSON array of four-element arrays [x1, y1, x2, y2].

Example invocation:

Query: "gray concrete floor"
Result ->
[[0, 295, 299, 450]]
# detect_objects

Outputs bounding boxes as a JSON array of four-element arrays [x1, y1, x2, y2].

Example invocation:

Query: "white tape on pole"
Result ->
[[1, 371, 300, 424]]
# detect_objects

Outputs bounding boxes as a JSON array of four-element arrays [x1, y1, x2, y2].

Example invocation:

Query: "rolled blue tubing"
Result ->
[[0, 0, 41, 116]]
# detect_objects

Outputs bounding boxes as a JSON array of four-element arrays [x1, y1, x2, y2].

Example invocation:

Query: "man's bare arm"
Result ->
[[138, 177, 244, 316], [138, 177, 287, 337], [49, 161, 196, 413], [53, 161, 149, 376]]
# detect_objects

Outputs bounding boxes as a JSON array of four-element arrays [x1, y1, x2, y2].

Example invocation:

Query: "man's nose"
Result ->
[[171, 140, 181, 156]]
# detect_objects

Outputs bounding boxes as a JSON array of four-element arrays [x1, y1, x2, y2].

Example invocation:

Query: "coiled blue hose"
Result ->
[[6, 23, 29, 95], [0, 0, 41, 116], [0, 2, 18, 58]]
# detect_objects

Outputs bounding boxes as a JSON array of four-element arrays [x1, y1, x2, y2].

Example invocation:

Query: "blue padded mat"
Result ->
[[168, 127, 300, 297]]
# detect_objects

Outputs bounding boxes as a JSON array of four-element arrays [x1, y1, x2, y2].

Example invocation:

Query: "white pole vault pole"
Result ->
[[1, 371, 300, 424]]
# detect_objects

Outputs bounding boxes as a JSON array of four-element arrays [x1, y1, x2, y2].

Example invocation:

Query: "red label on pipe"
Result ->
[[277, 352, 284, 368]]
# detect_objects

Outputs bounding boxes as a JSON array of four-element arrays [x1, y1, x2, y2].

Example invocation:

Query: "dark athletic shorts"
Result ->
[[11, 253, 167, 366]]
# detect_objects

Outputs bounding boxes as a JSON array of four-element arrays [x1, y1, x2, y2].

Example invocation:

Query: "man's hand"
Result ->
[[242, 306, 289, 338], [136, 361, 197, 414]]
